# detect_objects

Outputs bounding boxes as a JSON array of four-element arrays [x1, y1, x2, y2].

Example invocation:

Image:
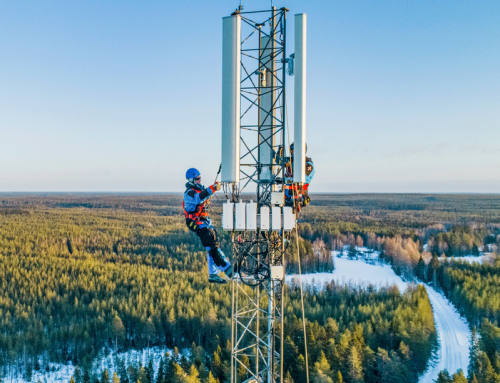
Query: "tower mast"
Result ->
[[220, 6, 306, 382]]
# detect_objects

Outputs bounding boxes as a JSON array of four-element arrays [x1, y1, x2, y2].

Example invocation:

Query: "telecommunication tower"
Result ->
[[219, 6, 307, 382]]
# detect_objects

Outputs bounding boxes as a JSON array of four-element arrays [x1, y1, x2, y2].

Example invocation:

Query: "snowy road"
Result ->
[[419, 285, 470, 382], [287, 251, 470, 382]]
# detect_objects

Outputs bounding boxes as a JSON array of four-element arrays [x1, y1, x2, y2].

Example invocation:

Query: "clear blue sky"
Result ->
[[1, 0, 499, 193]]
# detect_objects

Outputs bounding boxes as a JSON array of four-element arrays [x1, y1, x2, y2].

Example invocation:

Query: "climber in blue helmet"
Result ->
[[183, 168, 233, 284]]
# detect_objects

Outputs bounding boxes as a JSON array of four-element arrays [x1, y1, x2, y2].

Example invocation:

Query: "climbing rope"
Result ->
[[285, 88, 310, 383], [294, 220, 310, 383]]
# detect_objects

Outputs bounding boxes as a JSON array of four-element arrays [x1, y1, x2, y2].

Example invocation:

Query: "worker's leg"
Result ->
[[207, 248, 231, 273], [206, 247, 220, 275], [205, 226, 231, 273], [197, 226, 231, 273]]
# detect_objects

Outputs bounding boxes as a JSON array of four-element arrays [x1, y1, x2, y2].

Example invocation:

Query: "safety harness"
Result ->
[[284, 156, 313, 212], [183, 186, 214, 231]]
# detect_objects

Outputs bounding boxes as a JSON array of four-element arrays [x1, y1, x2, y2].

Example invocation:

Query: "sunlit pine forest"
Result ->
[[0, 193, 499, 382]]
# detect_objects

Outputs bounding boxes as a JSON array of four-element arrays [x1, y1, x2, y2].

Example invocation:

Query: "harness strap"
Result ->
[[285, 183, 309, 192], [183, 188, 208, 224]]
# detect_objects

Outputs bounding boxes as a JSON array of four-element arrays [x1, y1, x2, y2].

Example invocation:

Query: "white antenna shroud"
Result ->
[[221, 15, 241, 183], [293, 13, 306, 184]]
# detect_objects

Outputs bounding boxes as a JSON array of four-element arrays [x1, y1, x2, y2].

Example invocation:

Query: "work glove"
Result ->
[[209, 183, 221, 193]]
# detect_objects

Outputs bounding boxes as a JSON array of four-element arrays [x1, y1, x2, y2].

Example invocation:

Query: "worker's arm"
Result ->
[[305, 160, 315, 184], [186, 183, 220, 204]]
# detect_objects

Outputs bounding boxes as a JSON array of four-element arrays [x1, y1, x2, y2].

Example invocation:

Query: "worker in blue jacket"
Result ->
[[284, 143, 315, 209], [183, 168, 233, 284]]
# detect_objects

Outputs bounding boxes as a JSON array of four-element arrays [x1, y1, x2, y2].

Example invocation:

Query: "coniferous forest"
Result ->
[[0, 193, 499, 382]]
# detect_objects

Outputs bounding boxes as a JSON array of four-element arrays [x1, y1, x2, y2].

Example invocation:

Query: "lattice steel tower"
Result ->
[[219, 6, 307, 383]]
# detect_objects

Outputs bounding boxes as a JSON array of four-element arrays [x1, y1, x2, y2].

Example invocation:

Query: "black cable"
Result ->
[[214, 163, 222, 184], [212, 163, 222, 203]]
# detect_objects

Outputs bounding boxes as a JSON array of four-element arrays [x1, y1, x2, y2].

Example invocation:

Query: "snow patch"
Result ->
[[92, 347, 174, 379], [5, 363, 75, 383], [439, 255, 486, 265], [8, 347, 176, 383]]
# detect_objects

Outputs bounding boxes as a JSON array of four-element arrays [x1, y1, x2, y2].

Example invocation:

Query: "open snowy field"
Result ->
[[286, 250, 409, 292]]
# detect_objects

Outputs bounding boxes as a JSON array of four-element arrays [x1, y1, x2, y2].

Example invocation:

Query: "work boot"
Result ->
[[208, 274, 227, 284], [224, 264, 239, 279]]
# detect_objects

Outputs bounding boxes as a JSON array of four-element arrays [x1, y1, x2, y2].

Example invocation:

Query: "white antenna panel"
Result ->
[[235, 202, 246, 231], [222, 201, 234, 230], [294, 13, 307, 183], [271, 206, 281, 231], [221, 15, 241, 183], [259, 206, 270, 230], [246, 202, 257, 231]]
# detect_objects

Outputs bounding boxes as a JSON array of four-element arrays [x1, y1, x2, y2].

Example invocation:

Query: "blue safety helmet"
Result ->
[[186, 168, 201, 181]]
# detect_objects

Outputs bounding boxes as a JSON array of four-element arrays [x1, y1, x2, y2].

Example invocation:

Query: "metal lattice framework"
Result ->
[[228, 6, 290, 383], [227, 6, 288, 204]]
